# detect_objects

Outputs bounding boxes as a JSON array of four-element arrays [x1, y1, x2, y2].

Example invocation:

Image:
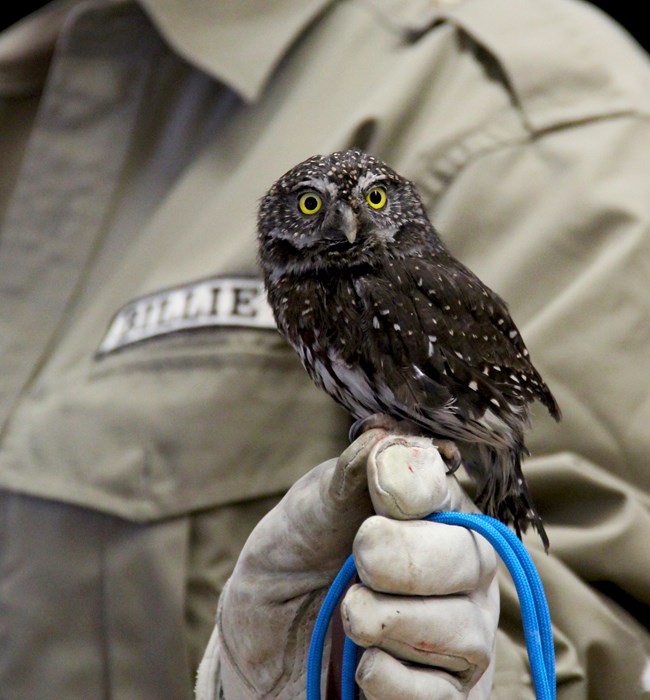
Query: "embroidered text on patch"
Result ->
[[98, 277, 276, 355]]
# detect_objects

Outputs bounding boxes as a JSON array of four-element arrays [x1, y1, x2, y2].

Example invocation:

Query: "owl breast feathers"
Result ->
[[257, 149, 560, 549]]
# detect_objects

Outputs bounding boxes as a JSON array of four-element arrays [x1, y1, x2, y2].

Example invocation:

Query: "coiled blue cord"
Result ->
[[307, 512, 555, 700]]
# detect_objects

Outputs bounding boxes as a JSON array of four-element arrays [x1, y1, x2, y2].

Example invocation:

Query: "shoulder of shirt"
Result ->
[[385, 0, 650, 130]]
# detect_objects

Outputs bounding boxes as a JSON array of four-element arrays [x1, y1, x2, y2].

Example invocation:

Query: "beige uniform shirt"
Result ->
[[1, 0, 649, 697]]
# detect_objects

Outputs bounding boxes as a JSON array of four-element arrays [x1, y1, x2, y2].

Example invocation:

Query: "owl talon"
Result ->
[[348, 417, 366, 443], [348, 413, 405, 442], [431, 439, 462, 473]]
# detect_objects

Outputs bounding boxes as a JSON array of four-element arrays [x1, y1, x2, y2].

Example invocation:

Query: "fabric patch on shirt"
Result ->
[[97, 276, 277, 355]]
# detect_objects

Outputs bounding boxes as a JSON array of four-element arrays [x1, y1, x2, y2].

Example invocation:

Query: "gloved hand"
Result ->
[[196, 431, 499, 699], [344, 435, 499, 699]]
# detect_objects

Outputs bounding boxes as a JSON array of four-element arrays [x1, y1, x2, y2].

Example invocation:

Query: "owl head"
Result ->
[[257, 149, 438, 275]]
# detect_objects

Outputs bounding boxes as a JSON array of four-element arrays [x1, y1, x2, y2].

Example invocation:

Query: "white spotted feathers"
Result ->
[[257, 149, 561, 549]]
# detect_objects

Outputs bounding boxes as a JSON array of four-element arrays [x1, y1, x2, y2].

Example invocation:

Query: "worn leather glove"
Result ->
[[196, 431, 499, 699]]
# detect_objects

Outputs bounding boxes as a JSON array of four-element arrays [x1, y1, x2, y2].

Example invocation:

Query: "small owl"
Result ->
[[257, 149, 560, 549]]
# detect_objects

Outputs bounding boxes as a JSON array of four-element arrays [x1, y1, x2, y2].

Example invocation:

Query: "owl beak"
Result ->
[[338, 202, 358, 243], [323, 201, 358, 244]]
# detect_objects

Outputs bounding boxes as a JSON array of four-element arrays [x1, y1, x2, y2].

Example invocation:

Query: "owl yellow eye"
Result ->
[[298, 192, 323, 215], [366, 186, 387, 210]]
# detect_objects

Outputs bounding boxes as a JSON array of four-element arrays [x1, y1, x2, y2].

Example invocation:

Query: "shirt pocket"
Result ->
[[0, 329, 349, 520]]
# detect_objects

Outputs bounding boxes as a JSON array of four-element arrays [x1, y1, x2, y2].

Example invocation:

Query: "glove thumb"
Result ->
[[218, 429, 385, 696]]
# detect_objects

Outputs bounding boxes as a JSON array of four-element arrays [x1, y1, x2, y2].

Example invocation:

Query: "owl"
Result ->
[[257, 149, 561, 549]]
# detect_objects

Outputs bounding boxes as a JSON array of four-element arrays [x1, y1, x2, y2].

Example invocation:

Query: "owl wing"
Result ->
[[351, 253, 560, 437]]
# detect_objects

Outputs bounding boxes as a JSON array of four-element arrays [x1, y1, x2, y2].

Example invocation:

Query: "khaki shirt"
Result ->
[[1, 0, 649, 697]]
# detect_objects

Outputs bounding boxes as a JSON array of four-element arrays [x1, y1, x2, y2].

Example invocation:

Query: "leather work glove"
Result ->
[[196, 431, 499, 699]]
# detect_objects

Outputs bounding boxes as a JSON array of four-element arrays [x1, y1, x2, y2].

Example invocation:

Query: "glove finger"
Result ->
[[354, 516, 496, 595], [341, 583, 496, 679], [356, 647, 470, 700], [366, 436, 476, 520]]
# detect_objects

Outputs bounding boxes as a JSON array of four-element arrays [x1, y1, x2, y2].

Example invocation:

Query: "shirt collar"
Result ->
[[136, 0, 464, 101], [138, 0, 334, 103], [0, 0, 79, 96], [0, 0, 464, 100], [0, 0, 334, 100]]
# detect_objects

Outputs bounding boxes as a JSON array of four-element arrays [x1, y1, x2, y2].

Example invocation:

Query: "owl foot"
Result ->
[[349, 415, 462, 473], [348, 413, 408, 442]]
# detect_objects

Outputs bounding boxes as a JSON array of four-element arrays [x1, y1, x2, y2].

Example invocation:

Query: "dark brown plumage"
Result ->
[[257, 149, 560, 549]]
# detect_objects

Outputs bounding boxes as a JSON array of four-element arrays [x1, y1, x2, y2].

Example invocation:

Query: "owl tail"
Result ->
[[473, 442, 549, 552]]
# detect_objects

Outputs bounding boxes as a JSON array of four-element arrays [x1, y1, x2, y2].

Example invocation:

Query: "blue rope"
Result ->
[[341, 636, 359, 700], [307, 512, 556, 700], [471, 514, 556, 692], [306, 554, 358, 699]]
